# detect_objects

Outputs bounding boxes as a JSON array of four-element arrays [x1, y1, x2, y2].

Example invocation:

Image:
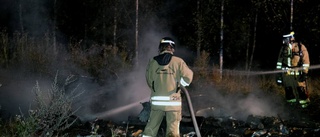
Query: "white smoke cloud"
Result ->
[[192, 84, 288, 121]]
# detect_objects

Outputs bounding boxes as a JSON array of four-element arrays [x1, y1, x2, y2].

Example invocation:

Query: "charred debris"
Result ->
[[72, 113, 320, 137]]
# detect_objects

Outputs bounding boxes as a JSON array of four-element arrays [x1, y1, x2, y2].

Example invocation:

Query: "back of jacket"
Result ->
[[146, 51, 193, 111]]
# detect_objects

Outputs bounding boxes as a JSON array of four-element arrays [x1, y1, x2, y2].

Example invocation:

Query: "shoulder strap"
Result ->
[[298, 42, 303, 66], [298, 42, 302, 55]]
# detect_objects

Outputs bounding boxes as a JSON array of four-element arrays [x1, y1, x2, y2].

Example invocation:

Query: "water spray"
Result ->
[[81, 97, 149, 121], [100, 97, 149, 117], [220, 64, 320, 76]]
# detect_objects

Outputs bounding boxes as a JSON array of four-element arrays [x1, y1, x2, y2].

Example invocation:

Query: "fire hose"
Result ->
[[138, 86, 202, 137], [181, 86, 202, 137]]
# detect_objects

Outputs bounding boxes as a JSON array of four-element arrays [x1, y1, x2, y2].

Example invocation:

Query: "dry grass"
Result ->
[[192, 50, 319, 99]]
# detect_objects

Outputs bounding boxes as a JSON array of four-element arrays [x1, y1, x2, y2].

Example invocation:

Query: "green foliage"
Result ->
[[10, 114, 37, 137]]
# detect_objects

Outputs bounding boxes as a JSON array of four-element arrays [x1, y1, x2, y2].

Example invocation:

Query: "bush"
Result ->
[[0, 72, 82, 137]]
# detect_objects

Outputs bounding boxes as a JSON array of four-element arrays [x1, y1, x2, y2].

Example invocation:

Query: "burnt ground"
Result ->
[[66, 95, 320, 137]]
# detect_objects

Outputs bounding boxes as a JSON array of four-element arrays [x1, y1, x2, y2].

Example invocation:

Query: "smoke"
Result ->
[[0, 0, 182, 123], [0, 69, 54, 118], [72, 12, 201, 122], [0, 0, 293, 124], [71, 17, 176, 122], [191, 83, 288, 121]]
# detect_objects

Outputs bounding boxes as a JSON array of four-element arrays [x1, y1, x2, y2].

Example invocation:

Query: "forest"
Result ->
[[0, 0, 320, 136], [0, 0, 319, 70]]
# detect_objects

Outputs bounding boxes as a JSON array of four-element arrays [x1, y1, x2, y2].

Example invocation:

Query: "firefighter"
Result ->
[[276, 31, 310, 108], [142, 37, 193, 137]]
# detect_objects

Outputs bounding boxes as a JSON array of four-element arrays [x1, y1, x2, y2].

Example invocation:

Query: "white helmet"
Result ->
[[283, 31, 295, 44], [158, 37, 175, 51]]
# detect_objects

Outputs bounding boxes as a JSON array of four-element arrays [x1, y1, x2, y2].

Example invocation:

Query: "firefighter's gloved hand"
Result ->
[[180, 78, 190, 87], [138, 101, 151, 122], [299, 72, 308, 82]]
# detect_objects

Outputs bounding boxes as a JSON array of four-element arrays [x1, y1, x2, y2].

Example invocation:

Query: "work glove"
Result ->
[[276, 73, 283, 86], [138, 101, 151, 122], [299, 72, 308, 82]]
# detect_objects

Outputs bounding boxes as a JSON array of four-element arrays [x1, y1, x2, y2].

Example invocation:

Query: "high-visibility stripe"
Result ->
[[303, 64, 310, 67], [161, 40, 175, 45], [288, 71, 300, 75], [151, 101, 181, 106], [142, 135, 152, 137], [301, 104, 308, 108], [180, 78, 189, 86], [303, 64, 310, 70], [151, 96, 170, 101], [283, 32, 294, 38], [287, 58, 291, 67], [287, 99, 296, 103], [277, 62, 282, 65], [299, 100, 308, 104]]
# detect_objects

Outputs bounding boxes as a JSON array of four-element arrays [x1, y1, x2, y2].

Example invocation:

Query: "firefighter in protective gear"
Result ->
[[142, 37, 193, 137], [276, 31, 310, 108]]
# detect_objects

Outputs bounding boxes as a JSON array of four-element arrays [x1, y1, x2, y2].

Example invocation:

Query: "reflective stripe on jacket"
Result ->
[[151, 96, 182, 106]]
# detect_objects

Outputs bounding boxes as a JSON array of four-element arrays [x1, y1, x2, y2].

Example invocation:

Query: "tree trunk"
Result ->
[[249, 12, 258, 71], [219, 0, 224, 79], [113, 1, 118, 47], [196, 0, 201, 57], [83, 1, 87, 49], [53, 0, 57, 56], [245, 34, 250, 70], [19, 2, 24, 33], [135, 0, 139, 67], [290, 0, 293, 30], [103, 6, 106, 46]]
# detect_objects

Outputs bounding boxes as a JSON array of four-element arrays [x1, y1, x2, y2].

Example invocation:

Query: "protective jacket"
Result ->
[[146, 51, 193, 111], [276, 42, 310, 73]]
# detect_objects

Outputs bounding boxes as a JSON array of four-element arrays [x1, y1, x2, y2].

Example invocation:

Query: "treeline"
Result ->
[[0, 0, 319, 74]]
